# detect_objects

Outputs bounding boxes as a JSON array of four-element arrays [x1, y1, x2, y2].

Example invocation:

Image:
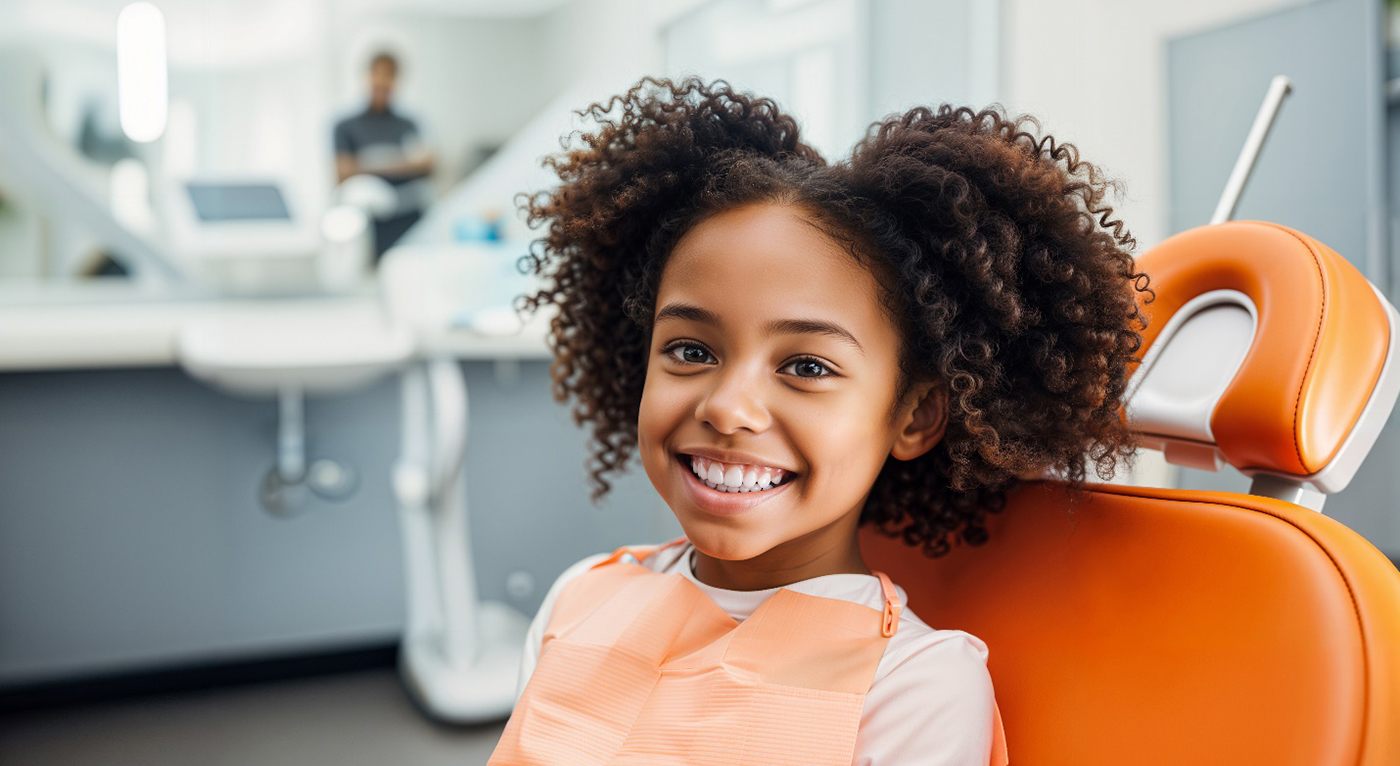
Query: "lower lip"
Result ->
[[676, 455, 796, 517]]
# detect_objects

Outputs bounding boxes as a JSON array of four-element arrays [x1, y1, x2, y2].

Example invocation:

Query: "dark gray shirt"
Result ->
[[333, 107, 431, 217]]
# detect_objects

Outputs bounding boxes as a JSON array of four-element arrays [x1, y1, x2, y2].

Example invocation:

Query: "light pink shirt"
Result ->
[[516, 541, 1000, 766]]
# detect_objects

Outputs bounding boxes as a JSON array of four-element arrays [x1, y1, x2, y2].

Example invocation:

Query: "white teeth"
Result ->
[[686, 454, 794, 493]]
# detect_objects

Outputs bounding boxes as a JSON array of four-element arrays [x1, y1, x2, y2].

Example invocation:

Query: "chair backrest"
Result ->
[[861, 221, 1400, 765]]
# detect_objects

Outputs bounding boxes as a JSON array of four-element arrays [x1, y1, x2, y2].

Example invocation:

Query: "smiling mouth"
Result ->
[[677, 453, 796, 494]]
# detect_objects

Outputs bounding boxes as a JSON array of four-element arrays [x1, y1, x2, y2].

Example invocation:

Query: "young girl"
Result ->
[[490, 77, 1147, 766]]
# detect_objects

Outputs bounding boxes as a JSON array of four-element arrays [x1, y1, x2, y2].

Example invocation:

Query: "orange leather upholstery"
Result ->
[[861, 482, 1400, 765], [861, 222, 1400, 764], [1134, 221, 1389, 476]]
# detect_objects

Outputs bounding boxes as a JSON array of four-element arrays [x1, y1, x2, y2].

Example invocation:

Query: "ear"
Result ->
[[890, 381, 948, 461]]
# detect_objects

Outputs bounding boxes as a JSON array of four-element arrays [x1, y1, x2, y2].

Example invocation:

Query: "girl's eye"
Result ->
[[781, 357, 833, 379], [665, 342, 716, 365]]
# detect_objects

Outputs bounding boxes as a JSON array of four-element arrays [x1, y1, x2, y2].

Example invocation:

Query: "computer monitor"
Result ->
[[185, 182, 292, 222]]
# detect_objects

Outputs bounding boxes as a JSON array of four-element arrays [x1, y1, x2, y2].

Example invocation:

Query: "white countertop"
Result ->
[[0, 285, 551, 373]]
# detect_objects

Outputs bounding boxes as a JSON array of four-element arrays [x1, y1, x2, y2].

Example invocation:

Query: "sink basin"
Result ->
[[177, 300, 416, 397]]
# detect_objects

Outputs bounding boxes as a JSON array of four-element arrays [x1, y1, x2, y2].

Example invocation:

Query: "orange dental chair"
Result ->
[[862, 220, 1400, 765]]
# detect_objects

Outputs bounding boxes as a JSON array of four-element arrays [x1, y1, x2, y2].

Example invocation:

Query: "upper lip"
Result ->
[[677, 447, 798, 474]]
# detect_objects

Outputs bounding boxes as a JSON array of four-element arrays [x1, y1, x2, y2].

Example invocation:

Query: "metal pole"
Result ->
[[1211, 75, 1293, 225]]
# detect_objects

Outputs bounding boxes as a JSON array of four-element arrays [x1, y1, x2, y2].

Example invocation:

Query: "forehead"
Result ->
[[659, 203, 886, 331]]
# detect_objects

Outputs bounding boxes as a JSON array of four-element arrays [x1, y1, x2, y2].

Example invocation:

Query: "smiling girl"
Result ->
[[489, 77, 1148, 766]]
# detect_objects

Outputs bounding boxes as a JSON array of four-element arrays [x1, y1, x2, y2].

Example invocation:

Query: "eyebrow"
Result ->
[[654, 302, 865, 353]]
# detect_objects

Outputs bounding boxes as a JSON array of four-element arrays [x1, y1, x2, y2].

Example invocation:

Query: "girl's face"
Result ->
[[638, 203, 944, 569]]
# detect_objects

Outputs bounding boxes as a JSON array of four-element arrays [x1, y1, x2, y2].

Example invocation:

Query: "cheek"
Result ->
[[790, 391, 895, 488], [638, 364, 689, 452]]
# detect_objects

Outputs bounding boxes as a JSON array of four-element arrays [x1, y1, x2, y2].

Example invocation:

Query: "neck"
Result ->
[[690, 516, 870, 591]]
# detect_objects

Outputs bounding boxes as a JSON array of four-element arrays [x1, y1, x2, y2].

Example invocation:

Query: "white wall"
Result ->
[[999, 0, 1309, 251], [868, 0, 1000, 122], [539, 0, 676, 94]]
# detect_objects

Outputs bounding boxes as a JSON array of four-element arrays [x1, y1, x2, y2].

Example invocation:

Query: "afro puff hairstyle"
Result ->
[[518, 77, 1151, 558]]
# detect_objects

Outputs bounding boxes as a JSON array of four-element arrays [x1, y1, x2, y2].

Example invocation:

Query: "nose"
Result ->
[[694, 365, 772, 435]]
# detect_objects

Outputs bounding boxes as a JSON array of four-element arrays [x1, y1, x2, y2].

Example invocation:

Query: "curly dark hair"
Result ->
[[518, 76, 1150, 558]]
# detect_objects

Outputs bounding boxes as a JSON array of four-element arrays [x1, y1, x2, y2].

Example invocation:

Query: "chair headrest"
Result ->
[[1126, 221, 1400, 493]]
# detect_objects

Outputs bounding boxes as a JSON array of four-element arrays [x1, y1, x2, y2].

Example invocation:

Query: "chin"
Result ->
[[674, 521, 776, 562]]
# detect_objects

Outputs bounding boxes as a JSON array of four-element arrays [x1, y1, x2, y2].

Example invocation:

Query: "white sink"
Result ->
[[176, 299, 415, 397]]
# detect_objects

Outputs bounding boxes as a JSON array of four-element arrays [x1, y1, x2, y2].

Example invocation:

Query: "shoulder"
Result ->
[[878, 608, 992, 688], [333, 111, 363, 131], [332, 114, 363, 146], [557, 550, 614, 583], [872, 608, 996, 728], [535, 550, 611, 612], [858, 618, 999, 764], [515, 540, 684, 699], [539, 541, 677, 608], [388, 110, 421, 131], [525, 543, 673, 643]]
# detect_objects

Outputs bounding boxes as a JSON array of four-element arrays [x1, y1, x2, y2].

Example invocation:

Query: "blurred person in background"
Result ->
[[333, 50, 434, 262]]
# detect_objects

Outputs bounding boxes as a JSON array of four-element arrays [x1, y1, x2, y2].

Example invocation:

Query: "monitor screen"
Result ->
[[185, 182, 292, 222]]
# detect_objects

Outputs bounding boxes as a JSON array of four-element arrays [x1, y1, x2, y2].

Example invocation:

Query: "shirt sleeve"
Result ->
[[514, 552, 611, 701], [853, 632, 1000, 766], [332, 119, 355, 156]]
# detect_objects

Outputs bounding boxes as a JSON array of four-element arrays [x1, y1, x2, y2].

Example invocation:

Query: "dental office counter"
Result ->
[[0, 288, 551, 372], [0, 286, 670, 697]]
